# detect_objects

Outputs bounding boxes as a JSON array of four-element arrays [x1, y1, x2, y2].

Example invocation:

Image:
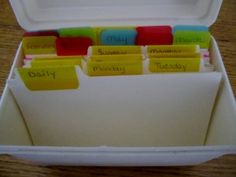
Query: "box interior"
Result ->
[[0, 38, 236, 147]]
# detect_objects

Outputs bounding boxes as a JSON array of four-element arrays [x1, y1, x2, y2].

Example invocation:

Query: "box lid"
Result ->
[[10, 0, 222, 31]]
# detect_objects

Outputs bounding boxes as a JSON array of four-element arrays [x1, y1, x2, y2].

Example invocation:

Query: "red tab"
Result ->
[[136, 33, 173, 45], [136, 26, 173, 45], [136, 26, 172, 34], [23, 31, 59, 37], [56, 37, 93, 56]]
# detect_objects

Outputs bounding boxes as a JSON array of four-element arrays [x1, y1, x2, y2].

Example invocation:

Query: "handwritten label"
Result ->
[[22, 36, 56, 55], [17, 67, 79, 90], [149, 58, 200, 73], [89, 46, 142, 55], [147, 45, 198, 54], [87, 60, 142, 76], [174, 31, 211, 49], [101, 29, 137, 45]]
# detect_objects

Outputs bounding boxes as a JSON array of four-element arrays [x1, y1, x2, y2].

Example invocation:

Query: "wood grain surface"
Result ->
[[0, 0, 236, 177]]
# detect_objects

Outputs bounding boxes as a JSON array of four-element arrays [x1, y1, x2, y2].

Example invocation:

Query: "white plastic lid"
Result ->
[[10, 0, 222, 31]]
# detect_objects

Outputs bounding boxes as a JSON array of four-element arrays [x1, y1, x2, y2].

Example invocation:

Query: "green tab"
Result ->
[[58, 27, 96, 43], [174, 31, 211, 49]]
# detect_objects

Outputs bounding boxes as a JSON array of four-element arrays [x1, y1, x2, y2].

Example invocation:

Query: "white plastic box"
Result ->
[[0, 0, 236, 166]]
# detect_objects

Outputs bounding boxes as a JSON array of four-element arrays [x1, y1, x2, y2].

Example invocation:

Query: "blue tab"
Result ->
[[173, 25, 208, 34], [101, 29, 137, 45]]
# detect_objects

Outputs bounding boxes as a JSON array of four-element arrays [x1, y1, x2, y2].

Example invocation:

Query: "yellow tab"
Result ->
[[88, 54, 143, 62], [30, 56, 83, 67], [148, 53, 201, 58], [22, 36, 56, 55], [147, 45, 199, 54], [17, 67, 79, 90], [149, 58, 200, 73], [32, 56, 83, 61], [31, 58, 81, 68], [87, 60, 142, 76], [89, 46, 142, 55]]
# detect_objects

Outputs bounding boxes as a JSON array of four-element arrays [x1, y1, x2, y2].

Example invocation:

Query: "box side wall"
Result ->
[[0, 44, 32, 145], [205, 39, 236, 145]]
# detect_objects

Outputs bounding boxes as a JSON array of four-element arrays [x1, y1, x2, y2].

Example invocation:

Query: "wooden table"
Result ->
[[0, 0, 236, 176]]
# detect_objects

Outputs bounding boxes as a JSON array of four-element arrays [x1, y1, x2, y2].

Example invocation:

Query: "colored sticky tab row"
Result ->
[[17, 66, 79, 91], [22, 25, 211, 59], [59, 26, 209, 46]]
